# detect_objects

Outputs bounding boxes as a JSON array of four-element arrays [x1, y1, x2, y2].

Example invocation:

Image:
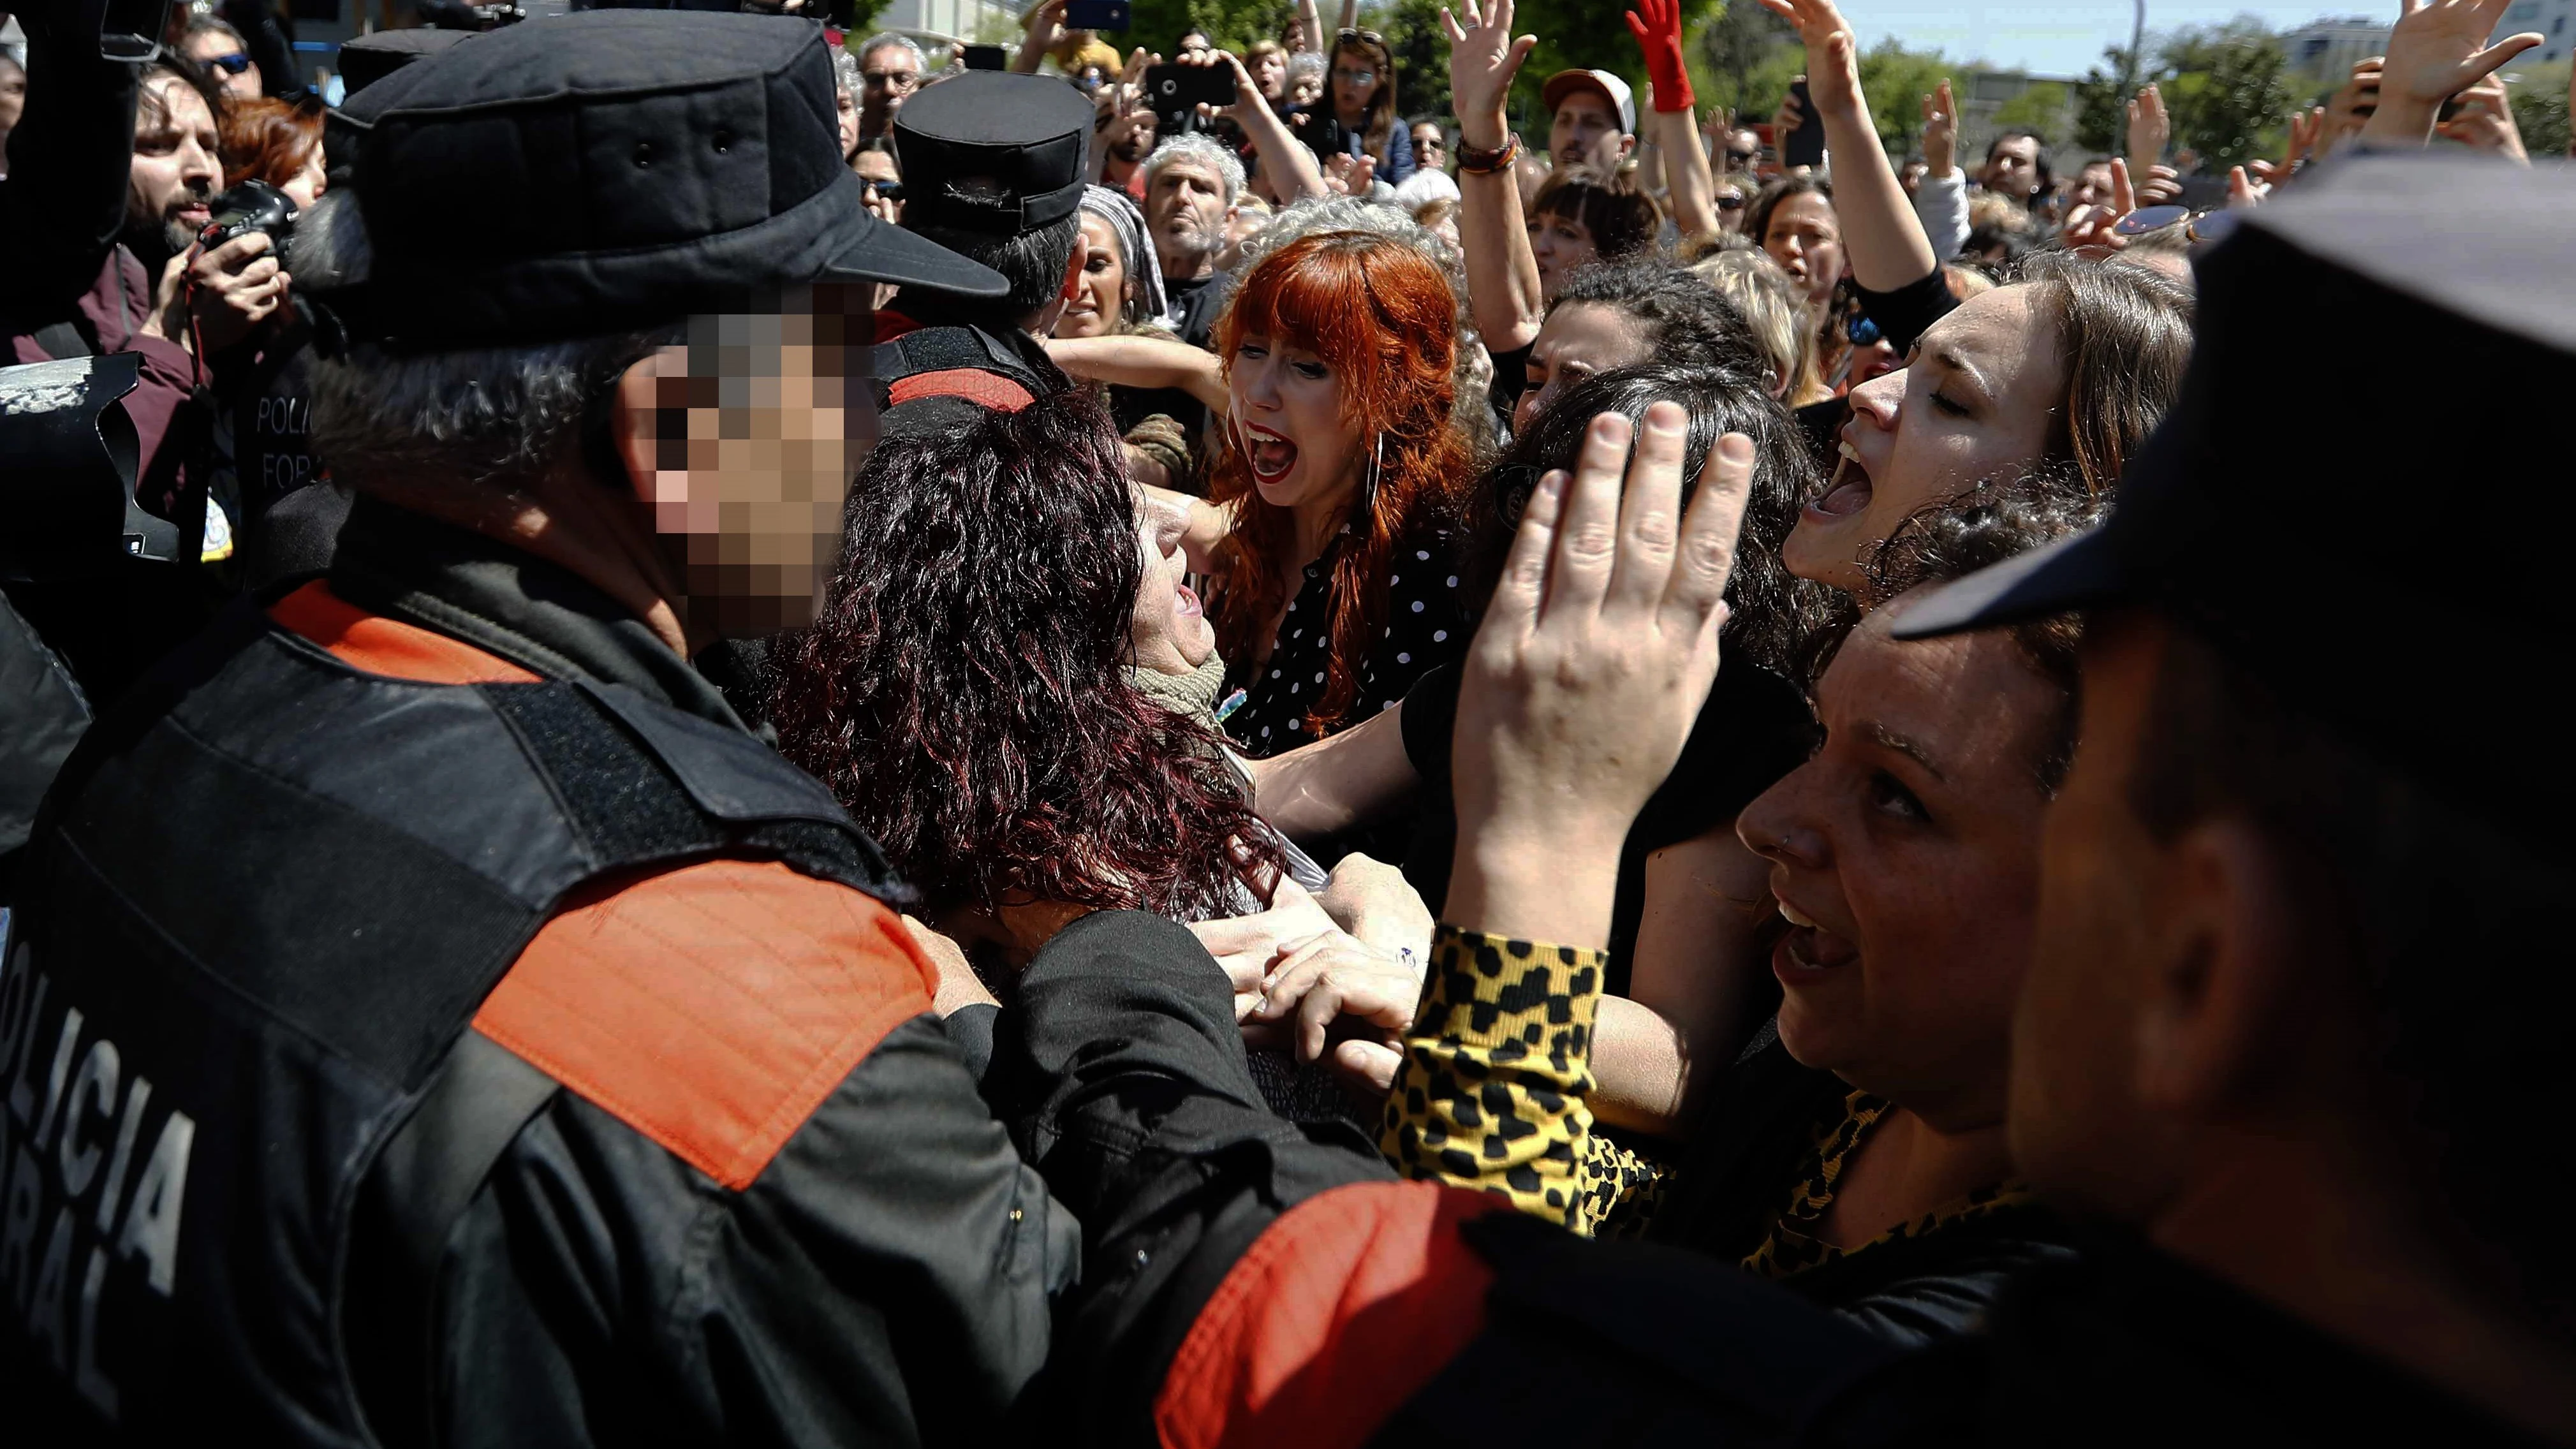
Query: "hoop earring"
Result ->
[[1362, 431, 1385, 508]]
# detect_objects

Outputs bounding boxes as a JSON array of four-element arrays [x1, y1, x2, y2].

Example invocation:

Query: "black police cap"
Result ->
[[317, 10, 1003, 348], [1894, 153, 2576, 834], [893, 71, 1094, 236], [335, 28, 476, 98]]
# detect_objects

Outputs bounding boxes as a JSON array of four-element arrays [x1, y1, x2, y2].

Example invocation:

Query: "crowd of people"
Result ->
[[3, 0, 2573, 1441]]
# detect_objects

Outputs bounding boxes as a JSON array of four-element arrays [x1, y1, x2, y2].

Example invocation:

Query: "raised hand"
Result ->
[[1624, 0, 1694, 113], [1441, 0, 1538, 147], [1448, 403, 1754, 947], [2060, 155, 2138, 258], [1756, 0, 1862, 118], [2125, 82, 2169, 173], [2364, 0, 2541, 145], [1920, 78, 1956, 174], [1323, 150, 1376, 193], [2436, 74, 2529, 162]]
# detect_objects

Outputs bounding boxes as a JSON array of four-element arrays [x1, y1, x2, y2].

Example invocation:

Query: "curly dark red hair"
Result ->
[[216, 94, 320, 193], [770, 389, 1277, 921], [1207, 230, 1477, 735]]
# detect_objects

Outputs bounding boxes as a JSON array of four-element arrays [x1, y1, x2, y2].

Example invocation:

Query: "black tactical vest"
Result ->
[[0, 596, 903, 1443]]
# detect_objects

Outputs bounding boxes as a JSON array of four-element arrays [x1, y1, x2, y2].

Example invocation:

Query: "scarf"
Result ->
[[1080, 184, 1169, 325], [1128, 653, 1229, 735]]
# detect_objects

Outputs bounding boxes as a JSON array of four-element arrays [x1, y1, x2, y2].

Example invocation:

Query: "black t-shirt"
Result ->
[[1169, 270, 1235, 351], [1399, 657, 1818, 997]]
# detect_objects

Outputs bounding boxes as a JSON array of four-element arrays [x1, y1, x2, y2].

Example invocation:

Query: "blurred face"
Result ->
[[836, 79, 861, 159], [1147, 156, 1230, 277], [1526, 205, 1599, 302], [1513, 302, 1647, 436], [1785, 284, 2066, 593], [1253, 50, 1288, 100], [186, 31, 262, 101], [1899, 160, 1927, 196], [0, 61, 28, 135], [619, 284, 879, 642], [860, 43, 922, 135], [1330, 45, 1379, 121], [1724, 127, 1762, 173], [128, 77, 220, 258], [1762, 190, 1843, 310], [1737, 602, 2059, 1124], [1549, 91, 1630, 172], [1411, 122, 1447, 171], [2071, 161, 2115, 211], [1714, 180, 1749, 231], [1983, 135, 2042, 200], [1178, 31, 1213, 60], [1228, 331, 1363, 515], [1130, 485, 1216, 673], [1057, 212, 1128, 339], [2009, 610, 2188, 1216], [1290, 69, 1322, 107], [281, 143, 327, 210], [853, 148, 899, 189]]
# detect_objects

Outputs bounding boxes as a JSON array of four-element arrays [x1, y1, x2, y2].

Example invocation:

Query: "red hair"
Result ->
[[217, 95, 320, 193], [1209, 230, 1476, 735]]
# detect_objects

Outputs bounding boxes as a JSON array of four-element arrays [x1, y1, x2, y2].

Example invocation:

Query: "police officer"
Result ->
[[0, 12, 1075, 1443], [871, 70, 1097, 422]]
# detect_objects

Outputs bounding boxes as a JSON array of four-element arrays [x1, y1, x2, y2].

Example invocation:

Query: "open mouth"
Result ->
[[1772, 896, 1860, 982], [1807, 438, 1875, 520], [1241, 423, 1298, 484], [1174, 580, 1202, 619]]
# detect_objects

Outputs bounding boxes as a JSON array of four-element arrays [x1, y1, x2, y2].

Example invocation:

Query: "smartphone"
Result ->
[[1295, 110, 1348, 161], [1147, 63, 1235, 117], [99, 0, 174, 61], [962, 43, 1007, 71], [1783, 78, 1827, 169], [1065, 0, 1130, 30]]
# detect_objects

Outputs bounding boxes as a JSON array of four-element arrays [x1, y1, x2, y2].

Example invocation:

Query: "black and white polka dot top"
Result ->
[[1223, 526, 1473, 758]]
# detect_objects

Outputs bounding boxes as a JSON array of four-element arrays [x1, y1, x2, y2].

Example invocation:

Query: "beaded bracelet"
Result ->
[[1457, 132, 1522, 176]]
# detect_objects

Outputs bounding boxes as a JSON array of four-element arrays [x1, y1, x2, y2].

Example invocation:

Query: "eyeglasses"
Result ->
[[1332, 68, 1377, 86], [1336, 26, 1385, 44], [1716, 193, 1745, 211], [863, 70, 921, 91], [205, 51, 253, 75]]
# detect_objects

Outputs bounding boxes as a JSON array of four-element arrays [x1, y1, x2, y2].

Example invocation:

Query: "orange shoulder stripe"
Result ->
[[1154, 1180, 1507, 1449], [269, 579, 540, 684], [473, 858, 938, 1189]]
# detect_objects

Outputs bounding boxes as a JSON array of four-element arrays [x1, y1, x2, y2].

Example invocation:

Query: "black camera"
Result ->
[[200, 179, 300, 257]]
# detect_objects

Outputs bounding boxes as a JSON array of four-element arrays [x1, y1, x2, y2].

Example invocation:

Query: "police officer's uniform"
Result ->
[[0, 14, 1075, 1443]]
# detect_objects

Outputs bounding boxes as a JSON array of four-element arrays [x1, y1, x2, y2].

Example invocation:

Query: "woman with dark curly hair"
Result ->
[[769, 389, 1283, 953]]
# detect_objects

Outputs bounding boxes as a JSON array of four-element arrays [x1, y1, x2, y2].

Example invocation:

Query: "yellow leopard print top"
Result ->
[[1378, 925, 1671, 1237], [1741, 1089, 2036, 1280]]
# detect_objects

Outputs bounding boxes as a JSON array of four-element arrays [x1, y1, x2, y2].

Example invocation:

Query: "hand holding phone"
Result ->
[[1065, 0, 1130, 31], [1782, 77, 1826, 168]]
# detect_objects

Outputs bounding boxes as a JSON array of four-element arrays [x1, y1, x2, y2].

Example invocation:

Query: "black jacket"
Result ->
[[1, 499, 1075, 1446]]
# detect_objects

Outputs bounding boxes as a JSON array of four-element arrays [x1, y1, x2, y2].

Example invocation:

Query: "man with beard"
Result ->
[[1096, 83, 1158, 198], [1142, 131, 1240, 348]]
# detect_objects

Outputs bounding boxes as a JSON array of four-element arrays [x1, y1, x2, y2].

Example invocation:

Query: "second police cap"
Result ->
[[1893, 152, 2576, 835], [316, 10, 1004, 349], [892, 71, 1094, 236]]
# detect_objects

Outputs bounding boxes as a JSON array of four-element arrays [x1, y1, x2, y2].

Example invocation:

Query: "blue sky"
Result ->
[[1845, 3, 2382, 75]]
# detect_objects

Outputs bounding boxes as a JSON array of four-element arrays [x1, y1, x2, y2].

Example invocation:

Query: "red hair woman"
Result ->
[[1201, 224, 1484, 756], [217, 94, 325, 207]]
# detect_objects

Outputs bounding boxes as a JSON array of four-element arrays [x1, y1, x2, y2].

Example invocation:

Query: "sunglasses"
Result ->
[[205, 51, 253, 75], [1716, 193, 1746, 211], [1845, 312, 1881, 346], [2114, 203, 2242, 246], [1726, 149, 1757, 166], [1332, 68, 1378, 85], [1336, 26, 1386, 44]]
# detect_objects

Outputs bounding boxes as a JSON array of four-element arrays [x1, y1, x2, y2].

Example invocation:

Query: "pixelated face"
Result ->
[[625, 284, 878, 640]]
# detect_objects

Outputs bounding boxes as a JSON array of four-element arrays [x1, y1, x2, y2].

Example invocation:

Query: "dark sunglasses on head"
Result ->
[[1336, 26, 1386, 44], [205, 51, 253, 75]]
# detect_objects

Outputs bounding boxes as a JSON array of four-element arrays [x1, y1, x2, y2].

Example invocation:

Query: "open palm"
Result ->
[[1441, 0, 1538, 126], [2378, 0, 2541, 107]]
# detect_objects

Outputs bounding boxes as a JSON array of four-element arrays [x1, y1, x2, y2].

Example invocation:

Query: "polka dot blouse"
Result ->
[[1225, 527, 1473, 758]]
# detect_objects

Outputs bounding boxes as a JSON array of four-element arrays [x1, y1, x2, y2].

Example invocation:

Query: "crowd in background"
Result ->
[[4, 0, 2575, 1441]]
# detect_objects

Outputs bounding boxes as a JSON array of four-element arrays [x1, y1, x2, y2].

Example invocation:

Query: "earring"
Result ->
[[1362, 431, 1385, 506]]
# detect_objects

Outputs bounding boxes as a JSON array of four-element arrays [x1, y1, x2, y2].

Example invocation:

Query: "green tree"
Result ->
[[1692, 0, 1800, 122], [1376, 0, 1455, 124], [1118, 0, 1293, 56], [2510, 61, 2571, 157], [2154, 20, 2292, 168], [1990, 79, 2067, 139], [1854, 40, 1950, 158], [2072, 43, 2147, 153]]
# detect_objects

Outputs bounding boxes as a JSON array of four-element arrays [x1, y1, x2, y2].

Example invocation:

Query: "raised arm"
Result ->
[[1012, 0, 1066, 74], [1445, 0, 1547, 353], [1293, 0, 1325, 55], [1043, 334, 1232, 412], [1755, 0, 1936, 292], [1204, 50, 1328, 201], [1628, 0, 1721, 242]]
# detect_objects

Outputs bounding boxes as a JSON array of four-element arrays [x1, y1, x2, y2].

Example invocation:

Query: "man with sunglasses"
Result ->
[[182, 16, 263, 100]]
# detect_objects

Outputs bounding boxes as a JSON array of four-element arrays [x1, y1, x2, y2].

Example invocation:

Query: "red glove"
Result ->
[[1625, 0, 1693, 113]]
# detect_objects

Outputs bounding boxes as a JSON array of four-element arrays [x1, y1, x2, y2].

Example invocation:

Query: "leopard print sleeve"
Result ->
[[1378, 926, 1611, 1230]]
